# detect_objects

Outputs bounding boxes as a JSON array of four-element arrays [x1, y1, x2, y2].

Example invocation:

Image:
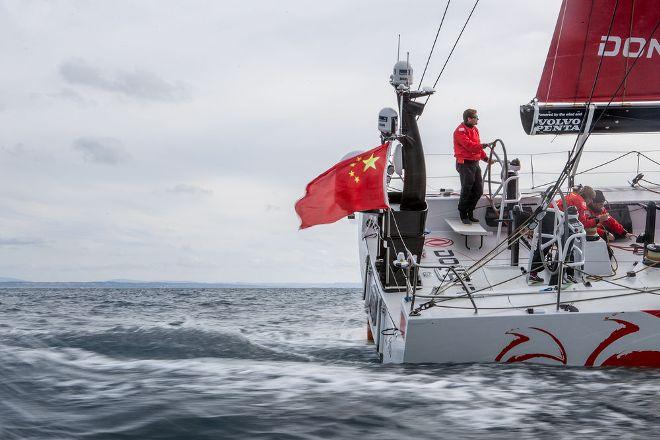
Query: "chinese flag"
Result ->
[[295, 143, 390, 229]]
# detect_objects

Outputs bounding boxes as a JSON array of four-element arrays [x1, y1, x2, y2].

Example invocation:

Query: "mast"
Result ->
[[389, 60, 434, 210]]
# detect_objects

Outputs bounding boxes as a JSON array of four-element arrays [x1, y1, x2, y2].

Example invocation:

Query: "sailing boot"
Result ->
[[468, 211, 479, 223], [528, 272, 544, 284]]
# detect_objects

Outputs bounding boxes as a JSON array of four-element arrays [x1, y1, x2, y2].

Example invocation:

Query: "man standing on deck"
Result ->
[[453, 108, 493, 224]]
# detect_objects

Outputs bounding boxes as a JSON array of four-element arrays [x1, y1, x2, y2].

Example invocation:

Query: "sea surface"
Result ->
[[1, 288, 659, 439]]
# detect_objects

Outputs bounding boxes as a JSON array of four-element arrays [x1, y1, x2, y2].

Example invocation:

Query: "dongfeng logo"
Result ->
[[598, 36, 660, 58]]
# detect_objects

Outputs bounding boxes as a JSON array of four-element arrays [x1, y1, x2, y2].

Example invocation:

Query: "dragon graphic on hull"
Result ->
[[496, 311, 660, 367]]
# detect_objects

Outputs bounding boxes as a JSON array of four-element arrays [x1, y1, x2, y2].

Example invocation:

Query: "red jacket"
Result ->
[[586, 206, 627, 238], [453, 123, 487, 163], [555, 192, 597, 228]]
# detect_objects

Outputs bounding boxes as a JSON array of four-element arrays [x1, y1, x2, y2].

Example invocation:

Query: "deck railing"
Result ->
[[389, 148, 660, 192]]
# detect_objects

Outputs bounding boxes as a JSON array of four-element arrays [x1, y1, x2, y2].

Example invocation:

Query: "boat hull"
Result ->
[[394, 308, 660, 367]]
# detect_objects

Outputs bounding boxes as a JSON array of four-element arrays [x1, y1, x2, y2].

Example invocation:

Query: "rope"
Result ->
[[361, 223, 403, 332], [419, 0, 480, 113], [635, 182, 660, 196], [390, 9, 657, 310], [544, 0, 568, 102], [416, 272, 660, 312], [640, 177, 660, 187], [575, 151, 636, 175], [418, 0, 451, 89], [584, 0, 620, 106], [408, 287, 660, 310], [425, 149, 660, 157], [537, 1, 623, 212], [569, 19, 660, 162]]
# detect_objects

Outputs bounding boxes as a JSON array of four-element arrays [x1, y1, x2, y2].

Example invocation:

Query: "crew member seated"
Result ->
[[555, 185, 603, 231], [586, 190, 633, 241], [528, 186, 597, 284]]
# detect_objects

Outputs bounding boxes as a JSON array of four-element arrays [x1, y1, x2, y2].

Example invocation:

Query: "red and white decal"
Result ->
[[585, 311, 660, 368], [495, 311, 660, 367], [495, 327, 567, 365], [424, 237, 454, 248]]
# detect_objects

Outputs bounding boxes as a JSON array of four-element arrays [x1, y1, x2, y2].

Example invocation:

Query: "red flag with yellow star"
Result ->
[[295, 143, 390, 229]]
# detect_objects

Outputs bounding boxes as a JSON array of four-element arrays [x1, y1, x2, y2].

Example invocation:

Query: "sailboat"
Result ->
[[358, 0, 660, 366]]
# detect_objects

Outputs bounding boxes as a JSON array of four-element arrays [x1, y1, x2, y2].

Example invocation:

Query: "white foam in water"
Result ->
[[1, 287, 659, 438]]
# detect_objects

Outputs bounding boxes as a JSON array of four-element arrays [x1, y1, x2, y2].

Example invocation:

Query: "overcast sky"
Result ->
[[1, 0, 659, 283]]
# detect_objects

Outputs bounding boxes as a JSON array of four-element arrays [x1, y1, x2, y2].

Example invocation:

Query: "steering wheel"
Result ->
[[482, 139, 509, 210], [536, 190, 567, 276]]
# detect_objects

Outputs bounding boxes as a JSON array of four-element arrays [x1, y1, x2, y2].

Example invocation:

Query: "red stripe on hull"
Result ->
[[602, 351, 660, 368]]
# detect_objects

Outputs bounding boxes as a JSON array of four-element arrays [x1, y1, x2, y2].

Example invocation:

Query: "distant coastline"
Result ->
[[0, 279, 361, 289]]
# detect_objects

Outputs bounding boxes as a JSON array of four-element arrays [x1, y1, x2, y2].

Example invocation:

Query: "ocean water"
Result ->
[[1, 288, 659, 439]]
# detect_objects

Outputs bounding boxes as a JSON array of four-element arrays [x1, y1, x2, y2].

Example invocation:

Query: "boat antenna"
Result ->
[[397, 34, 401, 61]]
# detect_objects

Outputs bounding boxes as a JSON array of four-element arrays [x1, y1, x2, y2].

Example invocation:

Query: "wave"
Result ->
[[1, 326, 310, 362]]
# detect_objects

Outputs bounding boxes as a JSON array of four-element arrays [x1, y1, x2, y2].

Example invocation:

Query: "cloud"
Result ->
[[0, 237, 46, 247], [166, 184, 213, 196], [73, 137, 129, 165], [59, 58, 191, 102], [45, 88, 96, 106], [2, 143, 31, 157]]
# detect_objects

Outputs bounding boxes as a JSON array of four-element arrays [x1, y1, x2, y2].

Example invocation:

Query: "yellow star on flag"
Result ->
[[349, 170, 355, 177], [354, 176, 360, 183], [362, 154, 380, 172]]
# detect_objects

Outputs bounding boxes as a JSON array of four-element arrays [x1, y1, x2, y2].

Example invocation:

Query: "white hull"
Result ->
[[360, 187, 660, 367]]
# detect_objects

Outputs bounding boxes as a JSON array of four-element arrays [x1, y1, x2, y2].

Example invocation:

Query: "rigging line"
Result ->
[[638, 152, 660, 168], [362, 235, 401, 330], [573, 267, 660, 295], [418, 0, 480, 114], [613, 261, 659, 280], [430, 0, 479, 89], [425, 149, 660, 157], [575, 151, 636, 175], [411, 287, 660, 311], [438, 269, 528, 302], [372, 219, 407, 294], [379, 211, 419, 294], [418, 0, 452, 89], [537, 1, 621, 209], [635, 182, 660, 196], [433, 224, 532, 295], [419, 262, 660, 309], [389, 208, 414, 261], [640, 178, 660, 187], [583, 0, 616, 106], [423, 20, 653, 286], [541, 1, 620, 206], [571, 19, 660, 163], [545, 0, 569, 102]]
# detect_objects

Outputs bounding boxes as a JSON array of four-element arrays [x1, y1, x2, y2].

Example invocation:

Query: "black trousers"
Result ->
[[456, 161, 483, 214]]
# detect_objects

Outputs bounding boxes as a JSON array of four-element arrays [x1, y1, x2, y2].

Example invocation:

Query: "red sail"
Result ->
[[536, 0, 660, 104]]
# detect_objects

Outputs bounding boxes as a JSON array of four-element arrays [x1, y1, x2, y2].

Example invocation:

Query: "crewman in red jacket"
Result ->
[[555, 186, 601, 230], [453, 108, 493, 224], [586, 190, 632, 241], [529, 186, 598, 284]]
